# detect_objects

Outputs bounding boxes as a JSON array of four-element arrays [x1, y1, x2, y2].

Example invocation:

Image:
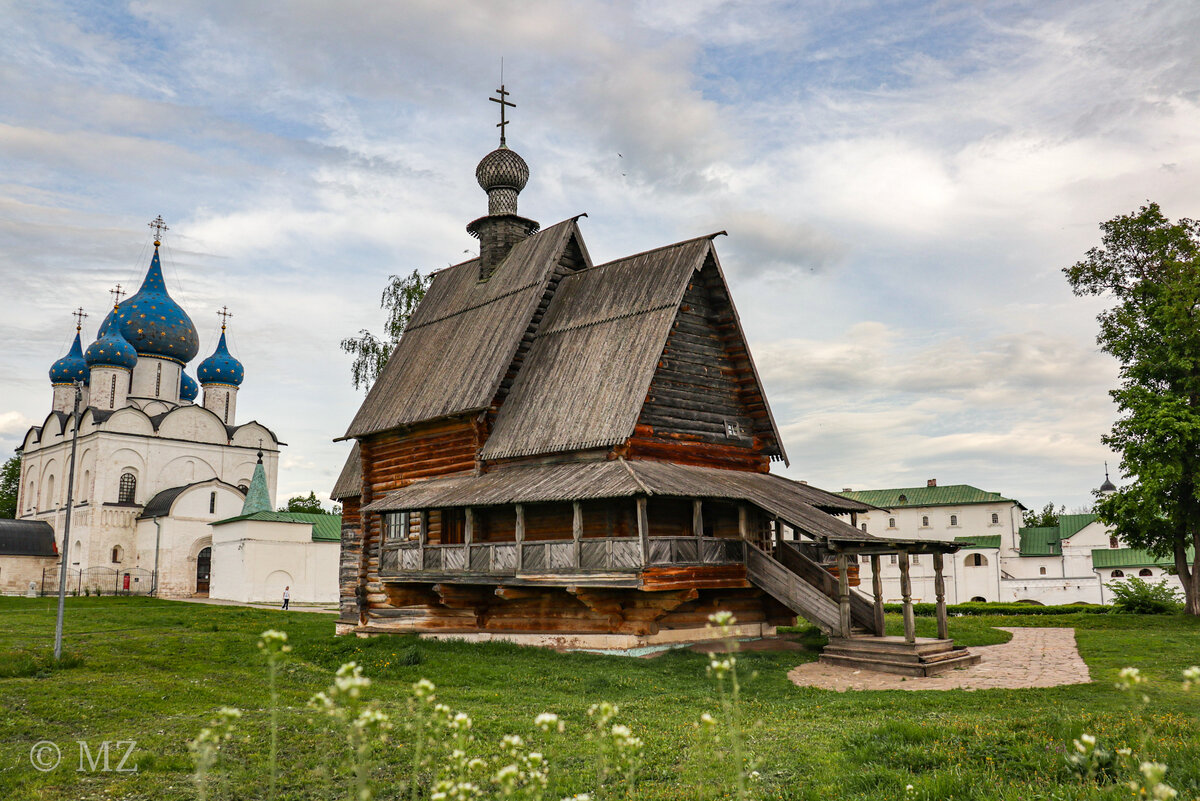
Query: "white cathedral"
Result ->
[[6, 225, 286, 598]]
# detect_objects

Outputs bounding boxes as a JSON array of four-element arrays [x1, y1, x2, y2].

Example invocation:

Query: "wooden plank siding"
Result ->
[[624, 257, 775, 472]]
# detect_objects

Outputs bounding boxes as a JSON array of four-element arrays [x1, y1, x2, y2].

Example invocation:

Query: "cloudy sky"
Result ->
[[3, 0, 1197, 512]]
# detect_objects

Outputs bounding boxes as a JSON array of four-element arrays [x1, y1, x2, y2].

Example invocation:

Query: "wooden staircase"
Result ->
[[820, 635, 980, 677]]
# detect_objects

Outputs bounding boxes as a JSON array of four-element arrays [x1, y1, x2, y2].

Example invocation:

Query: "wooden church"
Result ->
[[333, 90, 971, 666]]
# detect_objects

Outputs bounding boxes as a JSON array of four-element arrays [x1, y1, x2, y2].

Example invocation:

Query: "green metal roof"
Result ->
[[954, 534, 1001, 549], [1017, 514, 1099, 556], [212, 511, 341, 542], [837, 484, 1020, 509], [1018, 527, 1061, 556], [1090, 548, 1175, 570]]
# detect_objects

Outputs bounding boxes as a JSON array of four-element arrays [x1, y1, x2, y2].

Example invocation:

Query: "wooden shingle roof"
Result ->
[[331, 442, 361, 500], [342, 218, 589, 439]]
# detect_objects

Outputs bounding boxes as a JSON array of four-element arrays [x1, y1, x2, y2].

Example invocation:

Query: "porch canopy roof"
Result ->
[[361, 459, 957, 554]]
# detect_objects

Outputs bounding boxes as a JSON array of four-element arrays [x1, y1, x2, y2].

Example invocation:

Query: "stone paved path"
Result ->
[[787, 627, 1091, 692]]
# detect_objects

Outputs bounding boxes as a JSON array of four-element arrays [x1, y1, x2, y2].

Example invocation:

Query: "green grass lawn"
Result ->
[[1, 596, 1197, 800]]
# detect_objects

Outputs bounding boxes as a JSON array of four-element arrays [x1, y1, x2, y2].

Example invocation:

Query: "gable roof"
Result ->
[[212, 510, 341, 542], [1090, 547, 1179, 570], [839, 484, 1021, 509], [331, 442, 362, 500], [0, 519, 57, 556], [1018, 514, 1099, 556], [343, 218, 589, 439]]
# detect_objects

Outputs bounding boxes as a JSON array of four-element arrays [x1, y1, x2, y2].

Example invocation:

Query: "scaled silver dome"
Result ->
[[476, 146, 529, 193]]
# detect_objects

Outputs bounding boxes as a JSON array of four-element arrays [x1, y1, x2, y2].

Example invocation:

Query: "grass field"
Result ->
[[1, 596, 1197, 800]]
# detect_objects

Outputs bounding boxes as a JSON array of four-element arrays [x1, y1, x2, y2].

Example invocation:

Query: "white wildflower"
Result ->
[[1116, 666, 1146, 690], [535, 712, 564, 733], [1183, 665, 1200, 690]]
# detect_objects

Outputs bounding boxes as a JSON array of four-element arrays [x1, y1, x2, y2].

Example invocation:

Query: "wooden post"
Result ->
[[899, 550, 915, 643], [572, 501, 583, 569], [464, 508, 474, 570], [738, 505, 748, 541], [870, 553, 885, 636], [774, 516, 784, 554], [934, 551, 948, 640], [418, 510, 428, 569], [850, 511, 858, 529], [836, 552, 852, 639], [514, 504, 525, 572], [692, 500, 703, 539], [636, 496, 649, 565]]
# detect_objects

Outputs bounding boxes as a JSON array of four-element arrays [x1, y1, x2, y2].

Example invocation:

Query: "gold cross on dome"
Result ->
[[217, 306, 233, 329], [148, 215, 169, 243], [109, 284, 125, 307], [71, 307, 88, 330], [490, 84, 515, 146]]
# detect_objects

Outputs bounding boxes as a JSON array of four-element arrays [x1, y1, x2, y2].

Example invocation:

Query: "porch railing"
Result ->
[[379, 536, 745, 577]]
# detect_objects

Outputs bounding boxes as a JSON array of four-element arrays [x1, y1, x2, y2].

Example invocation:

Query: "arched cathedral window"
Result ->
[[118, 473, 137, 504]]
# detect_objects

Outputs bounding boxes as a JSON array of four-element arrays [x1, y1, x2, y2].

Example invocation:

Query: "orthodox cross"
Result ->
[[109, 284, 126, 308], [71, 307, 88, 331], [490, 84, 515, 146], [148, 215, 169, 243], [217, 305, 233, 330]]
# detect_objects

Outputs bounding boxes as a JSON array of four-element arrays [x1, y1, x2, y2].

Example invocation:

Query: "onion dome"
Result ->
[[84, 312, 138, 370], [197, 326, 244, 387], [476, 146, 529, 216], [111, 243, 199, 364], [49, 328, 90, 386], [1099, 463, 1116, 494], [180, 372, 199, 402]]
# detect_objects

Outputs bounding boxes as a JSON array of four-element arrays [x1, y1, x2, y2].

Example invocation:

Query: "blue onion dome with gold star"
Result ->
[[180, 371, 199, 402], [197, 326, 244, 387], [49, 326, 90, 386], [84, 310, 138, 370], [111, 242, 200, 364]]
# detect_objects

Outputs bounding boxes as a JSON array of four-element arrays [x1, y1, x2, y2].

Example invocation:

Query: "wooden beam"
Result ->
[[898, 550, 915, 644], [636, 496, 649, 565], [572, 501, 583, 569], [836, 552, 852, 639], [692, 500, 704, 539], [934, 551, 948, 640], [515, 504, 525, 572], [870, 553, 885, 636]]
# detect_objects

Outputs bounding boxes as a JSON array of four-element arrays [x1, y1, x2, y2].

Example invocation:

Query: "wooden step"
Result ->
[[819, 649, 981, 677], [827, 636, 955, 656]]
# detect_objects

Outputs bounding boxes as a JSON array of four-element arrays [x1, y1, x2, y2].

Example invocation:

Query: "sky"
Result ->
[[2, 0, 1198, 513]]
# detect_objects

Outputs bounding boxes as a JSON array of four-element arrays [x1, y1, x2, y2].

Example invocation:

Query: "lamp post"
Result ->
[[53, 380, 83, 661]]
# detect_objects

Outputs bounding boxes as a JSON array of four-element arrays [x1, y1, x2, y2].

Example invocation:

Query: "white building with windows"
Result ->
[[6, 229, 283, 597], [839, 477, 1183, 605]]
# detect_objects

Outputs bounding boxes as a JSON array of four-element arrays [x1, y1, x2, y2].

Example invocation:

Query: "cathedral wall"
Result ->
[[0, 555, 59, 595], [130, 356, 182, 404]]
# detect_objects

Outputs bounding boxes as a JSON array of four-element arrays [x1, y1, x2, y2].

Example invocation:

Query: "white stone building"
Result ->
[[8, 229, 284, 597], [839, 477, 1183, 605]]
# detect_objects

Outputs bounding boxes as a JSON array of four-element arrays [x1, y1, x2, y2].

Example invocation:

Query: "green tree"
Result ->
[[0, 453, 20, 519], [1065, 202, 1200, 616], [279, 492, 329, 515], [1022, 502, 1065, 528], [340, 268, 432, 391]]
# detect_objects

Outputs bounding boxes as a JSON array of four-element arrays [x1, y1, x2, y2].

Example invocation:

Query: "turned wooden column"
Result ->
[[418, 510, 428, 568], [572, 501, 583, 568], [870, 553, 885, 636], [836, 552, 852, 639], [693, 500, 704, 539], [514, 504, 525, 571], [899, 550, 916, 643], [464, 508, 474, 569], [636, 496, 649, 564], [934, 551, 948, 640]]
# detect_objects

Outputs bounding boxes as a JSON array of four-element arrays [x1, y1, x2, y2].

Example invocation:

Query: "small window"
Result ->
[[386, 512, 409, 540], [921, 515, 929, 527], [991, 513, 999, 524], [237, 484, 249, 493], [889, 554, 897, 565], [860, 523, 867, 532], [209, 491, 217, 514], [1039, 566, 1047, 575], [966, 553, 987, 567], [1138, 568, 1153, 577], [1109, 536, 1119, 549], [155, 362, 162, 397], [887, 517, 896, 528], [723, 419, 743, 439], [111, 545, 122, 563], [897, 494, 908, 504], [949, 514, 958, 526], [1110, 569, 1124, 578], [912, 554, 920, 565], [970, 596, 986, 603], [118, 473, 137, 504]]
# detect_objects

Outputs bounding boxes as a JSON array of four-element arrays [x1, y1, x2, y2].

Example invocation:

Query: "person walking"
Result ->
[[282, 585, 290, 610]]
